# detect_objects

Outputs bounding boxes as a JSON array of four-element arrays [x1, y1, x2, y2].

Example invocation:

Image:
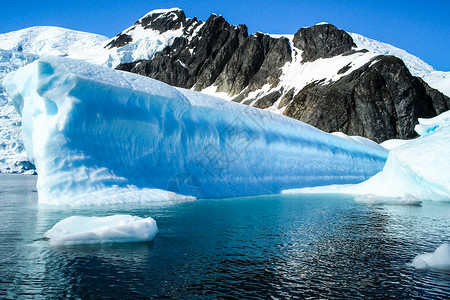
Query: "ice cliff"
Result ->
[[2, 57, 388, 205]]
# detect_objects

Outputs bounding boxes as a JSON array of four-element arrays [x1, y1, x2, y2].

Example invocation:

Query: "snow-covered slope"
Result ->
[[0, 26, 108, 64], [349, 33, 435, 76], [103, 7, 200, 68], [421, 71, 450, 98], [2, 57, 388, 205]]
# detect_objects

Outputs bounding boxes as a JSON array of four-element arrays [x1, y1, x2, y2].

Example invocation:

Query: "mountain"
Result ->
[[110, 8, 449, 143], [0, 7, 449, 173]]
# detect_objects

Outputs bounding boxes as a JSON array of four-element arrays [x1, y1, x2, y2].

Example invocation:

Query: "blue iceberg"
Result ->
[[2, 57, 387, 205]]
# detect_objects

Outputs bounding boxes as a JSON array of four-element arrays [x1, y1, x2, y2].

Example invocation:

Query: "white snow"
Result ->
[[140, 7, 182, 17], [349, 32, 435, 76], [380, 138, 412, 150], [104, 26, 184, 68], [415, 110, 450, 137], [410, 243, 450, 271], [44, 215, 158, 245], [421, 71, 450, 98], [3, 56, 388, 205], [283, 111, 450, 201], [279, 48, 378, 94], [0, 26, 108, 65]]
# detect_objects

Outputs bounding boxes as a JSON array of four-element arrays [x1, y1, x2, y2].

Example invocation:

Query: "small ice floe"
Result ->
[[44, 215, 158, 245], [354, 194, 422, 205], [410, 243, 450, 271]]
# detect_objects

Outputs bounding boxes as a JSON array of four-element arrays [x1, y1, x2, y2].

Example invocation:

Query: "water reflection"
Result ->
[[0, 175, 449, 298]]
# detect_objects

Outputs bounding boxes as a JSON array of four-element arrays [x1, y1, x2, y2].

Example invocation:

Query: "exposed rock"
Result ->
[[253, 90, 282, 109], [138, 9, 187, 32], [246, 37, 291, 92], [284, 56, 439, 142], [191, 15, 248, 91], [278, 88, 295, 109], [293, 24, 356, 62], [105, 34, 132, 49], [417, 78, 450, 114], [214, 33, 290, 96], [338, 63, 352, 75]]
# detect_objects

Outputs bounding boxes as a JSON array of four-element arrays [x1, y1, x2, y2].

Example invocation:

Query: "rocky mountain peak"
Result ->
[[105, 8, 200, 49], [293, 23, 356, 62], [137, 8, 187, 33]]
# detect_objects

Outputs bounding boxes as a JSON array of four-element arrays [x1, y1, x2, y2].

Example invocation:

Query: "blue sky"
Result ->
[[1, 0, 449, 71]]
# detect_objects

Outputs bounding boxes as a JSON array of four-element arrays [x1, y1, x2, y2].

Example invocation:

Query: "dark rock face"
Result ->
[[105, 33, 132, 49], [139, 9, 187, 32], [278, 88, 295, 109], [121, 14, 248, 89], [253, 90, 282, 109], [293, 24, 356, 62], [417, 78, 450, 114], [214, 33, 291, 96], [117, 13, 291, 97], [284, 56, 443, 142]]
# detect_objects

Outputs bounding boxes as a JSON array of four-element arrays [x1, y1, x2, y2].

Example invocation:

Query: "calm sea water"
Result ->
[[0, 174, 449, 299]]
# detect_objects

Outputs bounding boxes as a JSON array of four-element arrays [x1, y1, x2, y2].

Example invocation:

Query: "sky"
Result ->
[[1, 0, 449, 71]]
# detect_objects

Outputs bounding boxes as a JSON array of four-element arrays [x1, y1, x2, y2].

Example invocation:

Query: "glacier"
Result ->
[[2, 56, 388, 205], [0, 49, 38, 173], [44, 215, 159, 245], [283, 111, 450, 201]]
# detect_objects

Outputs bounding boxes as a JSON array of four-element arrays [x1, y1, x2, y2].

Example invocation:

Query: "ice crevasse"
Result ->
[[2, 57, 388, 205]]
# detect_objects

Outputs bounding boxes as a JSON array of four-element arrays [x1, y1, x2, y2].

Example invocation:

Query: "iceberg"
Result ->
[[2, 56, 388, 205], [414, 110, 450, 137], [410, 243, 450, 271], [283, 110, 450, 201], [44, 215, 158, 245]]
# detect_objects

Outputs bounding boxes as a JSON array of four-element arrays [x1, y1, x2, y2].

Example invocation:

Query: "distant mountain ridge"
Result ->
[[0, 7, 449, 173]]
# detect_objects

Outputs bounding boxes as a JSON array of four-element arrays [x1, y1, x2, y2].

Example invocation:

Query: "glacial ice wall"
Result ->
[[3, 57, 388, 205]]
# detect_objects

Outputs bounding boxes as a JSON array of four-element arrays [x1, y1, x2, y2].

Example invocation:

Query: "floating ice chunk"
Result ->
[[410, 243, 450, 271], [414, 110, 450, 137], [44, 215, 158, 245], [354, 194, 421, 205]]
